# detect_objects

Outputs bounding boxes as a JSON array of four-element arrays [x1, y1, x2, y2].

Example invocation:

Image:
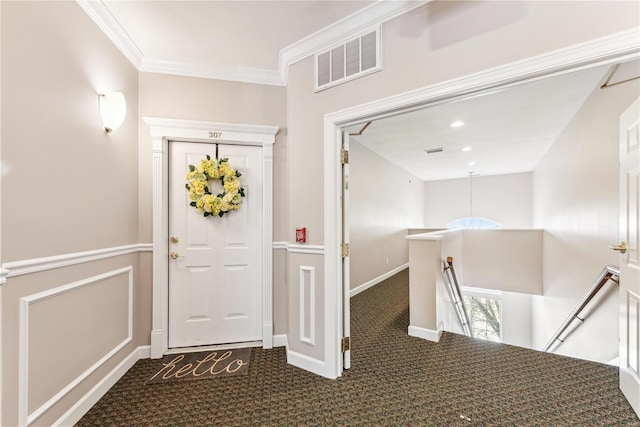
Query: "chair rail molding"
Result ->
[[1, 244, 152, 278], [144, 117, 278, 359]]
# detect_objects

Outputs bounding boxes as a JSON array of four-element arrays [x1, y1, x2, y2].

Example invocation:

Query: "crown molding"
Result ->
[[278, 0, 429, 83], [140, 58, 286, 86], [78, 0, 429, 86], [76, 0, 143, 68]]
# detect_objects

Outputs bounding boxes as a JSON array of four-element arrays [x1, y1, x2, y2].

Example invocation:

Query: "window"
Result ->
[[461, 287, 502, 343], [463, 295, 501, 342], [447, 217, 501, 229], [315, 28, 381, 91]]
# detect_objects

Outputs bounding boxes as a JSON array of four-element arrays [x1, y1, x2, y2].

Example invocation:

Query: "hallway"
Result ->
[[76, 270, 638, 426]]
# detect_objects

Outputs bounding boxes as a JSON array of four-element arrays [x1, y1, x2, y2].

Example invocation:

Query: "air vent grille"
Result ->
[[315, 28, 381, 91], [425, 147, 446, 154]]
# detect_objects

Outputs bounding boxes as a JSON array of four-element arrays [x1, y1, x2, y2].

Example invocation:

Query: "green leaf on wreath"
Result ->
[[218, 212, 224, 217], [236, 171, 241, 177], [239, 188, 245, 197], [185, 184, 190, 190], [190, 202, 196, 207], [188, 165, 196, 172], [204, 212, 210, 217], [206, 155, 210, 160]]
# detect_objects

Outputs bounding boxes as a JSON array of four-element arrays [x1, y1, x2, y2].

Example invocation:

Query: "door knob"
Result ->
[[170, 236, 179, 244], [609, 241, 627, 254], [170, 252, 180, 259]]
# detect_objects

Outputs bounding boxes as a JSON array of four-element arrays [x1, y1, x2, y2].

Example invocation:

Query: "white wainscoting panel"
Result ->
[[54, 346, 150, 427], [299, 266, 316, 346], [18, 267, 134, 426]]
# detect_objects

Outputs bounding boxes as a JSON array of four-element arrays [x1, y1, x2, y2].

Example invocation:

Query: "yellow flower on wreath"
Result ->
[[185, 155, 246, 218]]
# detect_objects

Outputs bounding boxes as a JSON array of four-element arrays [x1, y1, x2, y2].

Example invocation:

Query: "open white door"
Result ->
[[619, 96, 640, 416], [168, 141, 263, 348], [342, 130, 351, 369]]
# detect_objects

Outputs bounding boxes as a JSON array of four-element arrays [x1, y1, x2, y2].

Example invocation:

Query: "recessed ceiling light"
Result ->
[[450, 121, 465, 128], [468, 161, 477, 166], [462, 146, 472, 152]]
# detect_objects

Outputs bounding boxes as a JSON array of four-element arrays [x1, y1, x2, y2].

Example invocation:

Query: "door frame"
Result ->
[[323, 28, 639, 378], [144, 118, 278, 358]]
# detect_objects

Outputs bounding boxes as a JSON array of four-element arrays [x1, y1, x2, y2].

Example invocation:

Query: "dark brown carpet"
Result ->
[[76, 269, 640, 426]]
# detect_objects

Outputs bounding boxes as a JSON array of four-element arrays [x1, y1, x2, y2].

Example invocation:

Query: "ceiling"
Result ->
[[349, 62, 637, 181], [87, 2, 637, 182], [349, 60, 640, 181], [102, 0, 374, 71]]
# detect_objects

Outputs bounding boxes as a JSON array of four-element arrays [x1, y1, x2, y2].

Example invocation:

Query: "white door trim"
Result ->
[[323, 28, 640, 378], [144, 117, 278, 358]]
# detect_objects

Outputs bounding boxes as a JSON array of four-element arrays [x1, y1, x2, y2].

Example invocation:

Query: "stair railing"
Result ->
[[442, 256, 472, 337], [543, 265, 620, 352]]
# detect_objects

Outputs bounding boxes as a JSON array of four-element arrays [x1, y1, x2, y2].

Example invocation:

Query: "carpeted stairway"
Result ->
[[76, 269, 640, 426]]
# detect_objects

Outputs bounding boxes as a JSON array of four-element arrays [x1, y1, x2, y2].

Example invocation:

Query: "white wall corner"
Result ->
[[273, 334, 288, 348], [408, 324, 443, 342]]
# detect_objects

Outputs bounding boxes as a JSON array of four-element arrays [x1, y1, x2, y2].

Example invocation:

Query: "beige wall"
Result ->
[[532, 60, 640, 363], [138, 72, 288, 334], [1, 2, 144, 425], [424, 173, 532, 228], [285, 0, 639, 364], [349, 141, 425, 289], [463, 230, 542, 295], [1, 2, 139, 261]]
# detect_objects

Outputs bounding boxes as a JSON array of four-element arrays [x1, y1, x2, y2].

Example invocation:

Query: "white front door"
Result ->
[[168, 141, 263, 348], [619, 96, 640, 416]]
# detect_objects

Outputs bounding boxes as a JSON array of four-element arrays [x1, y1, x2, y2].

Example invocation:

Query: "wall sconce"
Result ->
[[98, 92, 126, 133]]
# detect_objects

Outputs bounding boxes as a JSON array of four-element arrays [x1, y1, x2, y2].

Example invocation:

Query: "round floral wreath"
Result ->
[[185, 155, 245, 217]]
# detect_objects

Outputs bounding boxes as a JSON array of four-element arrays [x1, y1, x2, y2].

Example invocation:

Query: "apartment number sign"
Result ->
[[209, 131, 222, 139]]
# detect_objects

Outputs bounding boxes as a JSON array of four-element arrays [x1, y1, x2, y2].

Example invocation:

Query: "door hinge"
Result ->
[[341, 243, 350, 258], [341, 336, 351, 352], [341, 149, 349, 165]]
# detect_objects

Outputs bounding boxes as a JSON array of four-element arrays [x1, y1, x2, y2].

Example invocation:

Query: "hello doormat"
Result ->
[[146, 348, 252, 384]]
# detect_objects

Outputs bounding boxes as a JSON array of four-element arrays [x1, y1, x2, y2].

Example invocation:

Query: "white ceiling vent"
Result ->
[[425, 147, 446, 154], [316, 27, 381, 91]]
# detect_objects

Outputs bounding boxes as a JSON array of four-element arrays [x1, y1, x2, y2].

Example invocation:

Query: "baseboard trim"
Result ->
[[350, 263, 409, 298], [408, 324, 443, 342], [54, 345, 150, 427], [286, 348, 327, 377], [273, 334, 288, 348]]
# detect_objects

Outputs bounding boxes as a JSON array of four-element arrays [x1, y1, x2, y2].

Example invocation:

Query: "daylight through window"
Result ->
[[463, 295, 501, 342]]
